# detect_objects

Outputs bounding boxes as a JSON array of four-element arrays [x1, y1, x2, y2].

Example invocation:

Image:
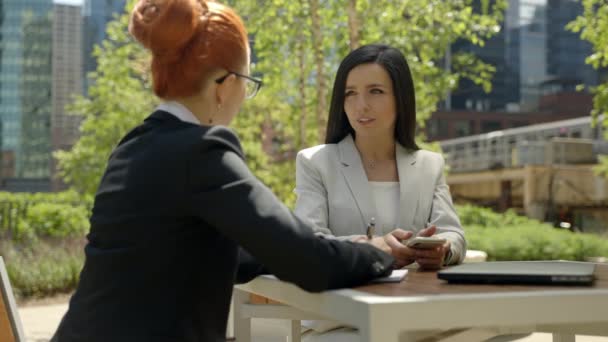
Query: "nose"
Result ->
[[352, 93, 370, 114]]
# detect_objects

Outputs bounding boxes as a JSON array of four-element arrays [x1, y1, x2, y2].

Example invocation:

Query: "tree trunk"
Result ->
[[309, 0, 327, 143], [297, 35, 307, 150], [347, 0, 361, 50]]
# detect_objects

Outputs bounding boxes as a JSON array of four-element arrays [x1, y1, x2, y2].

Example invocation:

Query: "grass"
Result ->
[[1, 238, 85, 299]]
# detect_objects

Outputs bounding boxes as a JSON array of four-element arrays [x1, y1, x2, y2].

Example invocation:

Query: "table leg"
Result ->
[[359, 325, 401, 342], [233, 289, 252, 342], [553, 333, 575, 342], [226, 297, 234, 339], [290, 320, 301, 342]]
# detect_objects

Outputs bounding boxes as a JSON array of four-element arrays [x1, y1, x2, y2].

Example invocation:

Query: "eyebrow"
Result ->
[[345, 83, 387, 90]]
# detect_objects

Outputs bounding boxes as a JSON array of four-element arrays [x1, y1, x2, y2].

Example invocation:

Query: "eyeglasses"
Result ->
[[215, 71, 263, 99]]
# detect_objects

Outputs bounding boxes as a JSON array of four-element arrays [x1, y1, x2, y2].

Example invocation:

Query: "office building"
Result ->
[[0, 0, 53, 189], [450, 0, 600, 112]]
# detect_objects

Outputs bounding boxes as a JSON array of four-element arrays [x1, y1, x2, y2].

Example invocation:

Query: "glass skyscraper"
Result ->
[[83, 0, 126, 91], [0, 0, 53, 182], [450, 0, 600, 112]]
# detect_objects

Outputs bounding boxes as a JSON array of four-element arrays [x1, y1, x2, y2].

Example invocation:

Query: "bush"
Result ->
[[467, 224, 608, 261], [459, 205, 608, 261], [457, 204, 533, 227], [0, 190, 92, 240], [15, 202, 90, 242]]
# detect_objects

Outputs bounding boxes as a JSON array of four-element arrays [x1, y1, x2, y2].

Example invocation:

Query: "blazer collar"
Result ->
[[146, 110, 185, 124], [338, 135, 376, 232], [337, 134, 419, 232], [395, 143, 419, 231]]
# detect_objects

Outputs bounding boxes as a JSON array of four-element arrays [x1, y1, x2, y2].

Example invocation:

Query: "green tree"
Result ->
[[55, 1, 154, 196], [58, 0, 506, 207], [568, 0, 608, 177], [230, 0, 506, 205]]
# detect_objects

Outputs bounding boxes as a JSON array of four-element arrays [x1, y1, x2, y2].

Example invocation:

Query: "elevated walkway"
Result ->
[[447, 164, 608, 232]]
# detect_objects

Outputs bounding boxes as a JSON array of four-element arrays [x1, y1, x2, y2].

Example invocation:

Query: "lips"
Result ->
[[357, 117, 375, 124]]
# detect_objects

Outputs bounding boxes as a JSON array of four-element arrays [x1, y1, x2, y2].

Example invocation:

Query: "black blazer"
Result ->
[[52, 111, 394, 342]]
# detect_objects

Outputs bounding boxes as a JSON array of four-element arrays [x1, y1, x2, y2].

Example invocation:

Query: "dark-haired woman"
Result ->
[[295, 44, 466, 340], [51, 2, 395, 342]]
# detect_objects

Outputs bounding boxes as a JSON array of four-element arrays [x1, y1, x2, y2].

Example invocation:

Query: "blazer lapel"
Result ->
[[338, 135, 376, 232], [396, 145, 419, 231]]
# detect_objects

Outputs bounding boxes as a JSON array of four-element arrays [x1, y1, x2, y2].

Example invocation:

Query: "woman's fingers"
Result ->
[[390, 228, 414, 241]]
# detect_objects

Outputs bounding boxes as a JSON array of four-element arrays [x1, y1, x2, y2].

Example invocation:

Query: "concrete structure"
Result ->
[[440, 115, 608, 231]]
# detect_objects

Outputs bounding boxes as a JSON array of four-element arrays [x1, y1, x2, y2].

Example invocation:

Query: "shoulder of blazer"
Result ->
[[297, 143, 338, 162], [199, 125, 246, 160], [121, 110, 246, 160], [411, 149, 444, 164], [404, 149, 445, 177]]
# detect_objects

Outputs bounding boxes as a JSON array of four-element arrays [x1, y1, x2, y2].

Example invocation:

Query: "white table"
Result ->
[[233, 264, 608, 342]]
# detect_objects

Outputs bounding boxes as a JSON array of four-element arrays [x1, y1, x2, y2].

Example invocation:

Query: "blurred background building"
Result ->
[[0, 0, 125, 191], [82, 0, 125, 92], [447, 0, 602, 114], [0, 0, 53, 191]]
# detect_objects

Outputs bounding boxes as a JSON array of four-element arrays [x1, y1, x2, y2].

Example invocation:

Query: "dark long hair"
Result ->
[[325, 44, 419, 150]]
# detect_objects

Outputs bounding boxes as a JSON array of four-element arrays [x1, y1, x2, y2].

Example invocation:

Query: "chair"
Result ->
[[0, 256, 25, 342]]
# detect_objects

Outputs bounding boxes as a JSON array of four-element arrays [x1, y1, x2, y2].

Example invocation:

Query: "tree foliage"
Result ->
[[230, 0, 506, 206], [55, 1, 154, 196], [58, 0, 506, 207], [568, 0, 608, 177]]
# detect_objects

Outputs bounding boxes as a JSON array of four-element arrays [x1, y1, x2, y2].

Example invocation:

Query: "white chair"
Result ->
[[0, 256, 26, 342]]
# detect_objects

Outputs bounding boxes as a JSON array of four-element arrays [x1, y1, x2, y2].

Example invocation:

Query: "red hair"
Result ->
[[129, 0, 248, 99]]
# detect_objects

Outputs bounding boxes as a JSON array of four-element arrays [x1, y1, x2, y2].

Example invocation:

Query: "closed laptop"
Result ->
[[438, 261, 596, 286]]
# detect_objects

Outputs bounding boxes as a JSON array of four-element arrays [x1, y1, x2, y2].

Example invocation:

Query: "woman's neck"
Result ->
[[354, 134, 396, 162], [173, 95, 215, 125]]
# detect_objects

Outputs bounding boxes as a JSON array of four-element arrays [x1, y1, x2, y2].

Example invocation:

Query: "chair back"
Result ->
[[0, 256, 25, 342]]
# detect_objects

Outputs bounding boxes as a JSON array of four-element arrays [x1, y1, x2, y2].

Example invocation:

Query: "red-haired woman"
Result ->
[[51, 1, 394, 341]]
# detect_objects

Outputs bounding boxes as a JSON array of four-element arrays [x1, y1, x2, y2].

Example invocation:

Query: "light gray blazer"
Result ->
[[294, 135, 466, 264]]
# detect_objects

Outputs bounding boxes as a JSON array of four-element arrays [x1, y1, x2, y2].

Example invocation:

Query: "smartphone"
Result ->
[[405, 236, 446, 249]]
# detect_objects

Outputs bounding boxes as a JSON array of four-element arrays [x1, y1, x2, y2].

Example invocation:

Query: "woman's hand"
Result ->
[[410, 225, 451, 269], [366, 229, 416, 268], [411, 241, 450, 269]]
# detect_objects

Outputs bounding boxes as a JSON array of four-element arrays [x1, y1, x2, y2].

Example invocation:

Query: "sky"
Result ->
[[53, 0, 83, 5]]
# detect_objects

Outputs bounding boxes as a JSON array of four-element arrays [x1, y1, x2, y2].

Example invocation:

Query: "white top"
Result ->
[[156, 101, 200, 125], [369, 181, 400, 234]]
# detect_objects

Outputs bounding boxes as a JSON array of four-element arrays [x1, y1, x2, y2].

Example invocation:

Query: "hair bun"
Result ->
[[129, 0, 207, 62]]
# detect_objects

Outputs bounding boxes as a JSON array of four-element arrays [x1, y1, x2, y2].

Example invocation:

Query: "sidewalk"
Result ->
[[17, 302, 608, 342]]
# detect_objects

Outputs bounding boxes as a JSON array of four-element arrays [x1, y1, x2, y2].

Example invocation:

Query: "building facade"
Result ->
[[0, 0, 53, 190], [52, 3, 83, 153], [82, 0, 126, 91], [51, 3, 84, 190], [450, 0, 600, 112]]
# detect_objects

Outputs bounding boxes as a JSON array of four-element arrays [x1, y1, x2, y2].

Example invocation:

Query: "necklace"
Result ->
[[363, 158, 394, 169]]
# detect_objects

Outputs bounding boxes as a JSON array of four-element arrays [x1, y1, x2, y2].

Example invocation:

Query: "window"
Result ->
[[481, 121, 502, 133], [454, 120, 474, 137]]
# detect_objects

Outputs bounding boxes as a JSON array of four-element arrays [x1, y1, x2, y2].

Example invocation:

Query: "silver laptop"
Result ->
[[438, 261, 596, 286]]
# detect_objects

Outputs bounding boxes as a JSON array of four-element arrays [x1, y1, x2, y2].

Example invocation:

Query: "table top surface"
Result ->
[[353, 264, 608, 298]]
